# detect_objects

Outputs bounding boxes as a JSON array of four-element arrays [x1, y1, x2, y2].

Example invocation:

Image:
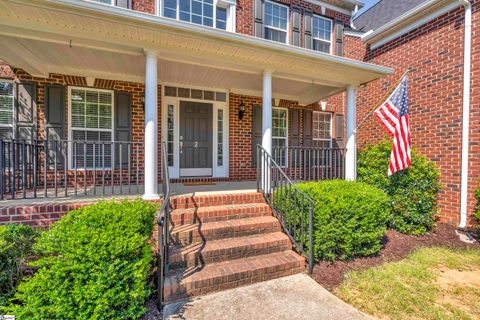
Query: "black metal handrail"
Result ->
[[272, 146, 346, 182], [257, 144, 316, 273], [157, 141, 171, 310], [0, 138, 143, 199]]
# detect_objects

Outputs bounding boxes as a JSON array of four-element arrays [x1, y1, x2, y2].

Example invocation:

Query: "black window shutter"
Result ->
[[45, 84, 66, 168], [254, 0, 264, 38], [334, 114, 345, 148], [303, 110, 312, 147], [252, 104, 262, 166], [304, 11, 313, 50], [115, 91, 131, 166], [291, 7, 301, 47], [289, 109, 300, 146], [115, 0, 132, 9], [15, 82, 37, 141], [335, 20, 344, 56]]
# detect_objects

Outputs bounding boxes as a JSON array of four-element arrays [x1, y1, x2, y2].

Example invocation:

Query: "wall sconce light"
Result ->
[[238, 100, 245, 120], [320, 101, 327, 111]]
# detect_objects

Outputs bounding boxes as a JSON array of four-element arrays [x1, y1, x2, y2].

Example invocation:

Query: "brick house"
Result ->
[[327, 0, 476, 228]]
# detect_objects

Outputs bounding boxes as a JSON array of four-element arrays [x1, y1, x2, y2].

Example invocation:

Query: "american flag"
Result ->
[[374, 76, 411, 176]]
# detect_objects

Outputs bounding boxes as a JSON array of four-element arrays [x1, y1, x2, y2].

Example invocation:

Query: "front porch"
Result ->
[[0, 0, 392, 224]]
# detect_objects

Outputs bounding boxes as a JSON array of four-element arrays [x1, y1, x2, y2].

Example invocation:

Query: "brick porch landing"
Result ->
[[0, 181, 257, 226]]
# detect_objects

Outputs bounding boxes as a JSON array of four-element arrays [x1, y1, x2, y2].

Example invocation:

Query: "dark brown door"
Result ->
[[180, 101, 213, 176]]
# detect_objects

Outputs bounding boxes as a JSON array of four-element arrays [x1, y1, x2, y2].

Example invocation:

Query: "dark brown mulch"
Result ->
[[311, 223, 480, 291]]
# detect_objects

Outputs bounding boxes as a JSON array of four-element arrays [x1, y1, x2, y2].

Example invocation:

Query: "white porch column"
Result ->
[[345, 85, 357, 181], [261, 71, 272, 190], [143, 50, 159, 200]]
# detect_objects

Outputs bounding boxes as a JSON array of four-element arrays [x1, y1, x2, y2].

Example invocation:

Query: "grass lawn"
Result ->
[[336, 247, 480, 320]]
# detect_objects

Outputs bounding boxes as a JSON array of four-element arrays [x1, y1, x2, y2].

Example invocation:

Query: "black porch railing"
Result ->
[[257, 145, 316, 272], [157, 141, 171, 309], [0, 139, 144, 200], [272, 146, 346, 182]]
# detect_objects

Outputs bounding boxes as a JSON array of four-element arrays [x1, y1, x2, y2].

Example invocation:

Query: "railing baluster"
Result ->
[[64, 141, 68, 197], [0, 139, 3, 200], [33, 140, 37, 198], [111, 142, 114, 196], [11, 141, 16, 199], [22, 140, 27, 198], [128, 143, 131, 194], [93, 142, 96, 196], [102, 143, 105, 196], [119, 143, 123, 195], [74, 141, 77, 196], [136, 143, 139, 194], [83, 141, 87, 196]]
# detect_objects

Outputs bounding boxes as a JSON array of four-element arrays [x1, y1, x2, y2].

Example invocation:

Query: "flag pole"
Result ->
[[353, 69, 410, 134]]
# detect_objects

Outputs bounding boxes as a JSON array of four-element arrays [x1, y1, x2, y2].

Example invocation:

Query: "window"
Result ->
[[313, 111, 332, 149], [216, 6, 227, 30], [312, 16, 332, 53], [167, 104, 175, 167], [69, 87, 114, 168], [272, 108, 287, 167], [264, 1, 288, 44], [217, 109, 223, 166], [0, 81, 14, 140], [163, 0, 233, 30]]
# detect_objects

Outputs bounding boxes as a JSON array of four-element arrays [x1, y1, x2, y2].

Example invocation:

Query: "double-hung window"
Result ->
[[69, 87, 114, 169], [264, 1, 288, 44], [312, 111, 332, 149], [164, 0, 233, 30], [272, 108, 288, 167], [312, 16, 332, 54], [0, 81, 14, 140]]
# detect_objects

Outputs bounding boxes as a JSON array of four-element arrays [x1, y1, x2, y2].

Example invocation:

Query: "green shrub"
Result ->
[[7, 199, 156, 320], [279, 180, 389, 261], [358, 141, 441, 235], [0, 224, 38, 307]]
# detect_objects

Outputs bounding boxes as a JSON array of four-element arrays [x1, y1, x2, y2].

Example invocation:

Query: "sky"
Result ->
[[356, 0, 379, 16]]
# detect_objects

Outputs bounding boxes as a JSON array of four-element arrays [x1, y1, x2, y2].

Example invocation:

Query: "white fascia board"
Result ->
[[344, 29, 365, 37], [302, 0, 353, 15], [31, 0, 392, 77], [363, 0, 460, 49]]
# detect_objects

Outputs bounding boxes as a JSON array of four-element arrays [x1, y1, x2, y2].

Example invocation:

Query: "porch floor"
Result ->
[[0, 181, 258, 207]]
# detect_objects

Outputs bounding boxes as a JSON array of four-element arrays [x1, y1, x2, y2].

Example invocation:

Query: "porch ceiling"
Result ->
[[0, 0, 393, 104]]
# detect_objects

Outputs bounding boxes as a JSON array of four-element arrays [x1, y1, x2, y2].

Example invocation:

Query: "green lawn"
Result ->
[[336, 247, 480, 320]]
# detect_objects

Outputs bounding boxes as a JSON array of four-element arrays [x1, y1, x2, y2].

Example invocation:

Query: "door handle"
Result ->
[[180, 141, 183, 154], [194, 141, 198, 148]]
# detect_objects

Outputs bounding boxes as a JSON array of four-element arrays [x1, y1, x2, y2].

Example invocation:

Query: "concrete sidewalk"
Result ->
[[163, 273, 374, 320]]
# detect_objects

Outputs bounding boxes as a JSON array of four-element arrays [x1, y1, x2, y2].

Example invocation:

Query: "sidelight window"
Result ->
[[272, 107, 288, 167], [0, 81, 14, 140]]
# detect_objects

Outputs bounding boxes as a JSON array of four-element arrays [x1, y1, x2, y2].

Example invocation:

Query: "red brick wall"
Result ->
[[333, 4, 480, 226], [132, 0, 156, 14]]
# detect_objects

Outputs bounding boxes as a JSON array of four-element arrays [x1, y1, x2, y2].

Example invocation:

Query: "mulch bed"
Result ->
[[311, 223, 480, 291]]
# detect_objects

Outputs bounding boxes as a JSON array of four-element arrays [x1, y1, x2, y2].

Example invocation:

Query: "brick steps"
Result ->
[[169, 232, 291, 269], [164, 250, 305, 302], [170, 203, 272, 225], [164, 192, 305, 303], [170, 216, 282, 246]]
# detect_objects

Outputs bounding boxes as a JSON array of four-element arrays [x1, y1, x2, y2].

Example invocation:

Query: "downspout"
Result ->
[[459, 0, 471, 229]]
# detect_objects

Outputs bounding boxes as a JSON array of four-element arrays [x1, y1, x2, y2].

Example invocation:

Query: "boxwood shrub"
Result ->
[[6, 199, 156, 319], [0, 224, 38, 307], [358, 141, 441, 235], [279, 180, 389, 262]]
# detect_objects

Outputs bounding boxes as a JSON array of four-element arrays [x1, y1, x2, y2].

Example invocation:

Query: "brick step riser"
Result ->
[[169, 241, 291, 270], [170, 225, 281, 247], [170, 208, 273, 226], [164, 263, 305, 302], [169, 193, 265, 210]]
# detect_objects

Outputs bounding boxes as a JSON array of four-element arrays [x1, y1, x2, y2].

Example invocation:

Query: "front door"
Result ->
[[179, 101, 213, 177]]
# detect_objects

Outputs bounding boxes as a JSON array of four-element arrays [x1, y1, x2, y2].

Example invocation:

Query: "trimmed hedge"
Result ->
[[6, 199, 156, 319], [0, 224, 38, 307], [281, 180, 389, 262], [358, 141, 441, 235]]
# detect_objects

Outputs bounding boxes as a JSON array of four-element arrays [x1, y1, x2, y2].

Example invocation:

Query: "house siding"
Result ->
[[328, 2, 480, 227]]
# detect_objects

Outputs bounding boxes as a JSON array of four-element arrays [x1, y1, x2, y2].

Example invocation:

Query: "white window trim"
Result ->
[[160, 0, 235, 32], [161, 84, 229, 179], [272, 106, 288, 168], [264, 0, 289, 45], [67, 86, 115, 170], [0, 79, 15, 137], [312, 15, 333, 54], [312, 110, 332, 147]]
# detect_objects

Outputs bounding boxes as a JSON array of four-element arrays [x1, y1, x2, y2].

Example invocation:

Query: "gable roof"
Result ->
[[353, 0, 427, 32]]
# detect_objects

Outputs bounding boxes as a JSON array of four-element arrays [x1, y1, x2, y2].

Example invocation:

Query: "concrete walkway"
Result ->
[[163, 274, 373, 320]]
